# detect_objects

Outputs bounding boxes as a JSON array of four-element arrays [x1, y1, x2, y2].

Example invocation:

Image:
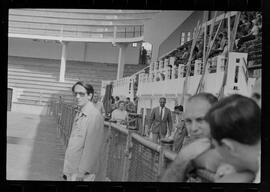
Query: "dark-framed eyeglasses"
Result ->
[[73, 92, 87, 97]]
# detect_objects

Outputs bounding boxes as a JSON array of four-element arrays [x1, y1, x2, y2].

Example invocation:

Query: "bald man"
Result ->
[[161, 93, 219, 182]]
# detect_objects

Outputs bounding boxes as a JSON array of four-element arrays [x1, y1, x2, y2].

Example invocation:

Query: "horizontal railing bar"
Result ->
[[164, 149, 177, 161], [105, 121, 129, 135], [131, 133, 161, 152]]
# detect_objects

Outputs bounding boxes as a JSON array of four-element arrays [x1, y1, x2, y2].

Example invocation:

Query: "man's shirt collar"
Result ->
[[75, 101, 93, 117]]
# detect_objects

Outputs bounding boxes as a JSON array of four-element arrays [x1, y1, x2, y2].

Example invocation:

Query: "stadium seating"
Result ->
[[8, 56, 145, 108]]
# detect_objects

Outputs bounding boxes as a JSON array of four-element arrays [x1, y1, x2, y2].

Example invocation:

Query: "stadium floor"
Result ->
[[7, 112, 65, 181]]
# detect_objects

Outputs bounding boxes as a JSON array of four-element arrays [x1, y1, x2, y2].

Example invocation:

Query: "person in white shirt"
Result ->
[[92, 92, 105, 116], [111, 100, 128, 125], [148, 97, 173, 144]]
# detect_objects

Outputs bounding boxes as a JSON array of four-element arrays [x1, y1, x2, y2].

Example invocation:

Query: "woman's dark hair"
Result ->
[[118, 100, 125, 105], [72, 81, 94, 98], [205, 94, 261, 145], [174, 105, 183, 112], [110, 96, 115, 104]]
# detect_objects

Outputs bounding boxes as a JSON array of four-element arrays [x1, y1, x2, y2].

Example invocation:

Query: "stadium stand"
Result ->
[[8, 56, 145, 108]]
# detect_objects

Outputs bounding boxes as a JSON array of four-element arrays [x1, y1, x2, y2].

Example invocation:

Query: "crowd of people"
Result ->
[[156, 77, 261, 183], [62, 77, 261, 182], [60, 11, 261, 182], [236, 11, 262, 50], [165, 11, 262, 78]]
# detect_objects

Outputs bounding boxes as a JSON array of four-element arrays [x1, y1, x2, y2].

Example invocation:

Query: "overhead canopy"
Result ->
[[9, 9, 161, 42]]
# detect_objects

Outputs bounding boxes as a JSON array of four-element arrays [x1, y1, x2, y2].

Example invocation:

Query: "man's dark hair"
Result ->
[[110, 96, 115, 104], [205, 94, 261, 145], [72, 81, 94, 98], [126, 97, 130, 101], [115, 96, 120, 101], [188, 92, 218, 106], [118, 100, 125, 105], [174, 105, 183, 112], [160, 97, 166, 102]]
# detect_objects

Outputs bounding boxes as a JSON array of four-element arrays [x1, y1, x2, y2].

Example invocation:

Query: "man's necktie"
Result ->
[[160, 107, 163, 120]]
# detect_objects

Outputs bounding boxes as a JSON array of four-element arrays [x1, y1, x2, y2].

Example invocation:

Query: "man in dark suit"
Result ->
[[149, 97, 173, 144]]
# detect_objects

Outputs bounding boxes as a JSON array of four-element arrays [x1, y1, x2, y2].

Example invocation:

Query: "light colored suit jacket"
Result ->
[[63, 101, 105, 180], [149, 106, 173, 135]]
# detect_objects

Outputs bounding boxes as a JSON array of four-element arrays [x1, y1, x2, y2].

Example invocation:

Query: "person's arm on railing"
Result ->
[[161, 158, 193, 182], [160, 138, 211, 182]]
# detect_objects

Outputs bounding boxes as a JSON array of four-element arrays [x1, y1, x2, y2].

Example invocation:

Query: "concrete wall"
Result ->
[[143, 11, 192, 61], [158, 11, 225, 59], [8, 38, 140, 64], [158, 11, 204, 59]]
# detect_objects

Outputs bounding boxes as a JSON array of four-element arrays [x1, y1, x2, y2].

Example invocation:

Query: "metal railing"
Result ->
[[48, 100, 215, 182]]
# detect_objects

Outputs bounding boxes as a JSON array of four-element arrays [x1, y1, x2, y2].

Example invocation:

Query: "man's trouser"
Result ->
[[152, 131, 166, 144]]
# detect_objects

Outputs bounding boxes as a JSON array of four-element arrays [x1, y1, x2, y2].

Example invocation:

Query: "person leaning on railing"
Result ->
[[170, 105, 188, 153], [125, 97, 136, 113], [111, 100, 129, 125], [236, 18, 260, 49], [205, 94, 261, 183], [160, 93, 222, 182]]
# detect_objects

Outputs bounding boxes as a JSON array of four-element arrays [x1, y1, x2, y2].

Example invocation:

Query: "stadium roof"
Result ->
[[9, 9, 161, 43]]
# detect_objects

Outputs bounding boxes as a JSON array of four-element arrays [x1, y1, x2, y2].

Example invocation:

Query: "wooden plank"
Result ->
[[196, 12, 226, 94], [218, 11, 241, 99], [180, 20, 201, 105]]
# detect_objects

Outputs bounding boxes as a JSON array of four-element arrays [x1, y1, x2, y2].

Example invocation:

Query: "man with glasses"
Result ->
[[63, 81, 105, 181]]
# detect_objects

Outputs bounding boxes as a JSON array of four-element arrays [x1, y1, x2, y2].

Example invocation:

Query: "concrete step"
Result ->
[[15, 98, 48, 106], [8, 79, 78, 89], [9, 57, 117, 72], [8, 67, 58, 77], [9, 56, 143, 75], [9, 62, 141, 81], [17, 95, 74, 104], [22, 90, 73, 97], [8, 65, 117, 81], [8, 81, 78, 92], [8, 82, 101, 96], [20, 92, 74, 101], [8, 63, 60, 72], [8, 72, 76, 84]]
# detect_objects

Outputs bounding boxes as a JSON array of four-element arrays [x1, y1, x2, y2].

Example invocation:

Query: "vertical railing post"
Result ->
[[121, 129, 134, 181], [104, 122, 112, 180], [157, 146, 165, 181], [133, 26, 135, 37]]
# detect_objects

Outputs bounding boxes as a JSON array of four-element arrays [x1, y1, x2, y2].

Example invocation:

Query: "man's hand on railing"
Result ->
[[178, 138, 211, 162]]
